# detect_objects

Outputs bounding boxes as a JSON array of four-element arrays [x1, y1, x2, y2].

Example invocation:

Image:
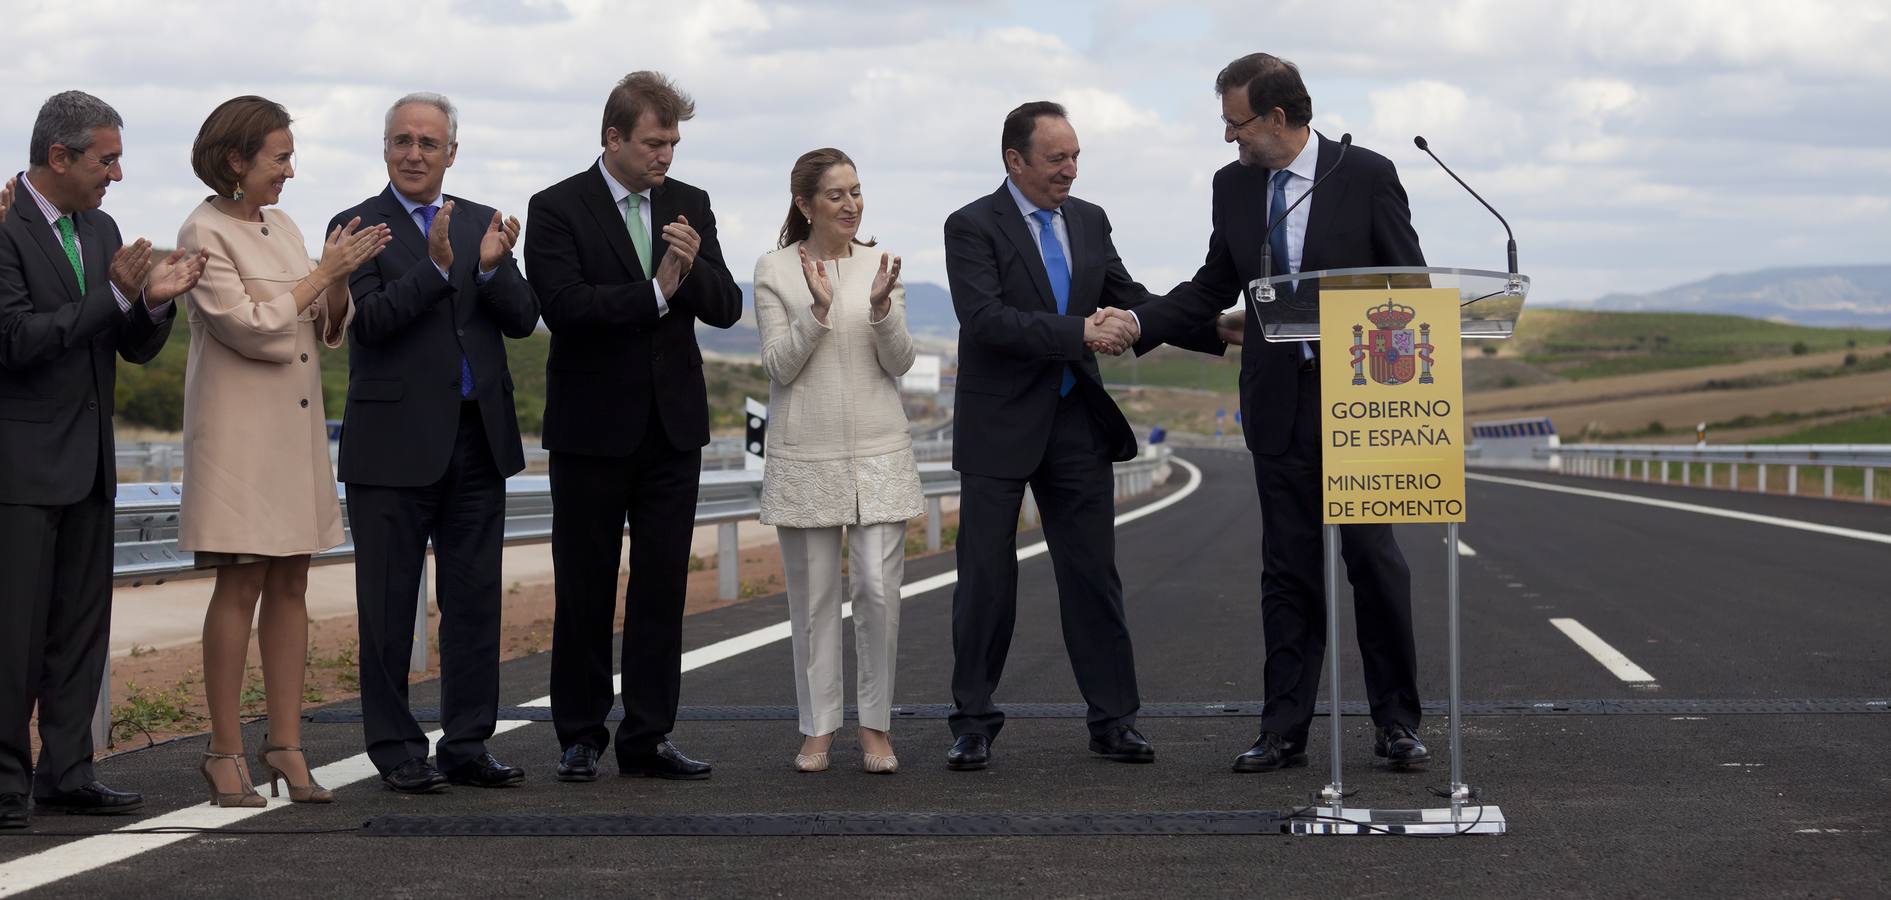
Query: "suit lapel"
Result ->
[[579, 167, 644, 279], [649, 182, 673, 277], [1301, 132, 1346, 273], [446, 192, 482, 322], [990, 184, 1058, 312], [376, 186, 429, 264], [1060, 199, 1099, 315], [14, 188, 84, 303], [76, 212, 106, 303]]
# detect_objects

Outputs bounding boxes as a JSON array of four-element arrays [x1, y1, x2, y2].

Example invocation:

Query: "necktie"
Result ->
[[1269, 169, 1314, 360], [1029, 209, 1076, 397], [419, 204, 476, 398], [623, 193, 653, 276], [56, 216, 85, 293]]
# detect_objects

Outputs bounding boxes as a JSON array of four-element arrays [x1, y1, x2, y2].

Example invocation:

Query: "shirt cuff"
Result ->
[[475, 266, 496, 285], [146, 298, 174, 317], [112, 284, 132, 315], [653, 280, 670, 317], [432, 261, 451, 283]]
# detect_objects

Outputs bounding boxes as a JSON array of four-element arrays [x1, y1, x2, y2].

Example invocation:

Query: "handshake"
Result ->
[[1084, 307, 1139, 356]]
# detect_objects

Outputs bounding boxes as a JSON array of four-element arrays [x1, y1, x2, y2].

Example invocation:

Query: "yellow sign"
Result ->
[[1320, 288, 1466, 524]]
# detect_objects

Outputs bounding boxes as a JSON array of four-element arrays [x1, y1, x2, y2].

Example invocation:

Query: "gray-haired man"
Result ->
[[331, 92, 538, 794], [0, 91, 206, 827]]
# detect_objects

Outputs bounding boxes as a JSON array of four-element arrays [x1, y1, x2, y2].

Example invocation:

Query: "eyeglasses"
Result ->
[[1222, 111, 1262, 132], [386, 135, 450, 158], [64, 148, 121, 170]]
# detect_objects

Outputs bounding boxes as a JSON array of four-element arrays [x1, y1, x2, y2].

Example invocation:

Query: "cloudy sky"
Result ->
[[3, 0, 1886, 304]]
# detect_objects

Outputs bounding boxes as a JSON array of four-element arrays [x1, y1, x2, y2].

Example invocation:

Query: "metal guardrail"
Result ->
[[1547, 443, 1888, 501], [96, 445, 1173, 746]]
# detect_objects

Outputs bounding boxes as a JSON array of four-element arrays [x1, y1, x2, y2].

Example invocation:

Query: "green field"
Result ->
[[1509, 308, 1891, 380], [1095, 345, 1243, 392], [114, 326, 772, 436], [1757, 412, 1891, 444]]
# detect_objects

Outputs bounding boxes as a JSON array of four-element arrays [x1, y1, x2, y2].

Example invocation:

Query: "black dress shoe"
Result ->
[[444, 753, 525, 788], [1231, 732, 1308, 773], [0, 793, 27, 829], [1088, 725, 1155, 763], [945, 734, 990, 771], [1374, 724, 1430, 770], [34, 781, 143, 815], [382, 758, 450, 794], [558, 744, 601, 782], [618, 740, 712, 780]]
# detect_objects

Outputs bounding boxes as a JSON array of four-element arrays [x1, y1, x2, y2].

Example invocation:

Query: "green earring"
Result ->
[[232, 185, 244, 202]]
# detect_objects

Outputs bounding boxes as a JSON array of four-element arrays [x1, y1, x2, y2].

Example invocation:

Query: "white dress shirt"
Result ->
[[596, 158, 669, 317], [1004, 177, 1074, 276], [1270, 131, 1322, 360]]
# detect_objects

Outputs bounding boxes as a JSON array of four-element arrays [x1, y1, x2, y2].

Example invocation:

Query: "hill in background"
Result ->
[[1549, 264, 1891, 328]]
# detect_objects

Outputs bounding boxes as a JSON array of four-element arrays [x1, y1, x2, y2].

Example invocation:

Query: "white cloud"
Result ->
[[0, 0, 1883, 309]]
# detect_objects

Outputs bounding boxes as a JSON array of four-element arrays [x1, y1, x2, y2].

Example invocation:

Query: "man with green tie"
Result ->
[[0, 91, 205, 827], [524, 71, 743, 783]]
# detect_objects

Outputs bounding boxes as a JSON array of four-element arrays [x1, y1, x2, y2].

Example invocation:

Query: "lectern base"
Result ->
[[1286, 805, 1507, 836]]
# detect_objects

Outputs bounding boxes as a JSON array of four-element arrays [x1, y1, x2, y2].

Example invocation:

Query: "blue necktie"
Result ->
[[419, 204, 476, 398], [1030, 209, 1077, 397], [1268, 170, 1313, 359]]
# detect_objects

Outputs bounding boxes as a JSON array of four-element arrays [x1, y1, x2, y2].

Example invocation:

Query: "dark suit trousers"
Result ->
[[350, 402, 506, 774], [1252, 366, 1420, 745], [548, 433, 701, 761], [950, 392, 1141, 741], [0, 475, 111, 797]]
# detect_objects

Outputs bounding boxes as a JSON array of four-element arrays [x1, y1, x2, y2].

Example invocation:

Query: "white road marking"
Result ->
[[1469, 473, 1891, 546], [0, 459, 1205, 895], [1456, 540, 1477, 557], [1549, 618, 1658, 683]]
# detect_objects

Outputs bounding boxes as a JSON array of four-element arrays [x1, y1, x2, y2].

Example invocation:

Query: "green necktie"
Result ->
[[622, 193, 653, 276], [56, 215, 85, 293]]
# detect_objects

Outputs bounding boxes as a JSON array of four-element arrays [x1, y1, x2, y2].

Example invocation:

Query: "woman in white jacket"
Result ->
[[753, 148, 920, 774]]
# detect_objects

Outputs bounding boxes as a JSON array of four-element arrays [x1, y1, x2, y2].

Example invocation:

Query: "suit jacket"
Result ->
[[1133, 133, 1424, 455], [946, 183, 1212, 480], [0, 181, 172, 506], [333, 187, 539, 487], [524, 165, 742, 456]]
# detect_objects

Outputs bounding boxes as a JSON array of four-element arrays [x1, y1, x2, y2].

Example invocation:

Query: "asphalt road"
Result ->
[[2, 449, 1886, 897]]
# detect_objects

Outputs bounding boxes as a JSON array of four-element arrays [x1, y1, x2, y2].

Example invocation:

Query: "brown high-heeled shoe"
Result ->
[[199, 751, 265, 808], [253, 738, 334, 804]]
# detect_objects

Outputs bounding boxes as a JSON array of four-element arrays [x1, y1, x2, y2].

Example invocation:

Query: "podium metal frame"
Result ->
[[1248, 266, 1527, 836]]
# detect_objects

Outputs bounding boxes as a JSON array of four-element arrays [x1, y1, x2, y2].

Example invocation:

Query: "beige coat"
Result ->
[[176, 201, 353, 556], [754, 242, 923, 528]]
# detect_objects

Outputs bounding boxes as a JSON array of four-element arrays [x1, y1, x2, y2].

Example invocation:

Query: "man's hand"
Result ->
[[1084, 307, 1139, 355], [478, 209, 520, 273], [109, 239, 156, 299], [428, 200, 456, 271], [653, 214, 700, 298], [0, 176, 14, 224], [146, 248, 210, 305], [1216, 310, 1245, 345], [1084, 307, 1138, 356]]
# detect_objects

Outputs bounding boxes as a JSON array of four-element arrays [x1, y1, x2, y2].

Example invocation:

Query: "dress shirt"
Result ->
[[596, 158, 669, 317]]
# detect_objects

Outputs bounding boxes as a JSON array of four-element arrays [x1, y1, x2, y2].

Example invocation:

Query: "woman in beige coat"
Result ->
[[755, 148, 921, 774], [177, 96, 390, 807]]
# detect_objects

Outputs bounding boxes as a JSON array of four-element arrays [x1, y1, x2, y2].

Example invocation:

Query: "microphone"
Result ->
[[1414, 135, 1520, 290], [1257, 133, 1350, 305]]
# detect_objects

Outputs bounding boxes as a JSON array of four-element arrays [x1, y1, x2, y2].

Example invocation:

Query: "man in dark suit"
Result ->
[[1132, 53, 1430, 773], [525, 71, 741, 782], [334, 92, 539, 794], [943, 101, 1216, 771], [0, 91, 205, 827]]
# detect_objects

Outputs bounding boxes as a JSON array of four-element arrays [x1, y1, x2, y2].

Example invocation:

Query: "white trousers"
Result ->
[[777, 521, 906, 735]]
